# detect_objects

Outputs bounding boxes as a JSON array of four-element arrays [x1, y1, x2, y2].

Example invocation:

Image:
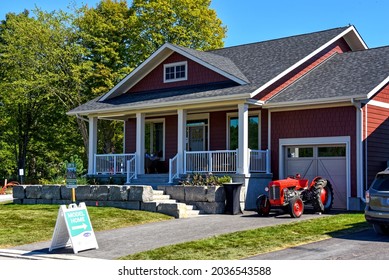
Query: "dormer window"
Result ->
[[164, 61, 187, 83]]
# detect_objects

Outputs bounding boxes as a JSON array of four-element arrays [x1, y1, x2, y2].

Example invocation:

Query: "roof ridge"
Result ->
[[209, 26, 350, 51]]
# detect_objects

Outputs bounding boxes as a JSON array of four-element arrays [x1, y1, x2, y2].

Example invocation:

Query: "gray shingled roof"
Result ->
[[68, 27, 351, 115], [267, 46, 389, 104]]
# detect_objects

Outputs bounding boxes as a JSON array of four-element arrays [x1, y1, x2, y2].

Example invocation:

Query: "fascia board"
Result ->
[[263, 94, 366, 109], [67, 92, 251, 116], [367, 75, 389, 99], [249, 26, 367, 99]]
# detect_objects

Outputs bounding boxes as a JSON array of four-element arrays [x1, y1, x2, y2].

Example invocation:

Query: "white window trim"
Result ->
[[163, 61, 188, 83], [279, 136, 351, 210], [226, 110, 261, 150]]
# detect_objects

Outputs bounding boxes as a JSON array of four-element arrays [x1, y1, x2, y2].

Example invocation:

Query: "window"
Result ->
[[228, 115, 259, 150], [164, 61, 187, 83], [287, 147, 313, 158], [318, 146, 346, 157]]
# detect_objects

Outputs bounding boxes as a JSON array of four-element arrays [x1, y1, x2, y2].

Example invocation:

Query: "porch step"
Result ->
[[129, 174, 171, 188]]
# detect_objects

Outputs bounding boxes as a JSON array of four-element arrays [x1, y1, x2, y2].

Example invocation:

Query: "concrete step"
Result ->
[[152, 194, 172, 201]]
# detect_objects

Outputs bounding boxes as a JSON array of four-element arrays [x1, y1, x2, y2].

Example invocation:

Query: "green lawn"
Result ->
[[119, 213, 368, 260], [0, 203, 173, 247]]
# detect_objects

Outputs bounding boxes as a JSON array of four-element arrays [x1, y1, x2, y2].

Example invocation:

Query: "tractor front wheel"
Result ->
[[256, 195, 271, 217], [289, 197, 304, 218]]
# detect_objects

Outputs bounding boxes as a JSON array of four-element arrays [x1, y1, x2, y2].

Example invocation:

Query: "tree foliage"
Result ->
[[0, 0, 226, 182]]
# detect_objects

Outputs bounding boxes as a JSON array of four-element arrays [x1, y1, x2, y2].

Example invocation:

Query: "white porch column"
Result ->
[[177, 109, 187, 174], [237, 103, 249, 175], [88, 116, 98, 174], [136, 112, 145, 175]]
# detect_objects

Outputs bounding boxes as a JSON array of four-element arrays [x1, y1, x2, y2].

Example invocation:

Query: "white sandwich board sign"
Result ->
[[49, 202, 98, 254]]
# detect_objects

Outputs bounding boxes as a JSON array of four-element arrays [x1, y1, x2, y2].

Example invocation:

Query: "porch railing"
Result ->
[[94, 153, 135, 174], [249, 149, 270, 173], [168, 153, 179, 183], [126, 156, 137, 183], [184, 150, 237, 173]]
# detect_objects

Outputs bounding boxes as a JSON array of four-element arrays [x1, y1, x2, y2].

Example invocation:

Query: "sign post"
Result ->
[[49, 202, 98, 254], [66, 163, 77, 203]]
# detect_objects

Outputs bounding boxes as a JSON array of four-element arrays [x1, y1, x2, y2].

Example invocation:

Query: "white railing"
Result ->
[[168, 153, 179, 183], [126, 156, 137, 183], [249, 149, 270, 173], [94, 153, 135, 174], [184, 150, 237, 173]]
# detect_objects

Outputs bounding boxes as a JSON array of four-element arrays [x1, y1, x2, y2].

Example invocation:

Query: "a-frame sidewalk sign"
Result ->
[[49, 163, 98, 253], [49, 202, 98, 254]]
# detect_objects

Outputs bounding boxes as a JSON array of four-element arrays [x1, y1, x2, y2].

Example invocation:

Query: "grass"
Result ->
[[119, 212, 369, 260], [0, 203, 173, 248]]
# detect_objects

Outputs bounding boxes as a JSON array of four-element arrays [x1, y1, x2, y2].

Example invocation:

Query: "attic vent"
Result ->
[[164, 61, 187, 83]]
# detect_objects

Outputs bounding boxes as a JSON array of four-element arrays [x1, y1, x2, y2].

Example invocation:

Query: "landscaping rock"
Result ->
[[129, 185, 153, 202], [90, 185, 109, 201], [26, 185, 42, 199], [109, 185, 130, 201], [12, 185, 26, 199], [41, 185, 61, 200], [184, 186, 207, 202], [158, 185, 185, 201], [194, 201, 225, 214]]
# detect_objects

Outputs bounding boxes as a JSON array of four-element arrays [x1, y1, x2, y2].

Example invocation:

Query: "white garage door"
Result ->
[[285, 145, 347, 209]]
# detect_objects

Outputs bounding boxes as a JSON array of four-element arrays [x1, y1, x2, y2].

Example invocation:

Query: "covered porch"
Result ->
[[87, 102, 272, 184]]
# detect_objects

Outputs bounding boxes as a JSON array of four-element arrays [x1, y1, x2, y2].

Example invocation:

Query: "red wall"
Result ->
[[256, 38, 351, 101], [128, 52, 230, 93], [270, 106, 357, 195]]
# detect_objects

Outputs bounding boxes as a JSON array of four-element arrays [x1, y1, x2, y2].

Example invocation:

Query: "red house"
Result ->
[[68, 25, 389, 211]]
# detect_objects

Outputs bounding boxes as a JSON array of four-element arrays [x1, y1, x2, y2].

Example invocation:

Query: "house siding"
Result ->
[[372, 82, 389, 103], [256, 38, 351, 101], [270, 106, 357, 196], [127, 52, 230, 93], [364, 104, 389, 186], [210, 111, 227, 150]]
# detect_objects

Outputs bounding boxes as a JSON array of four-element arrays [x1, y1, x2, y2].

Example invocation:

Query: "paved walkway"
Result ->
[[4, 210, 330, 260]]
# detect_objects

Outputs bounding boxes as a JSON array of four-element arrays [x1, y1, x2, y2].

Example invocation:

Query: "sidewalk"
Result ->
[[5, 210, 329, 260]]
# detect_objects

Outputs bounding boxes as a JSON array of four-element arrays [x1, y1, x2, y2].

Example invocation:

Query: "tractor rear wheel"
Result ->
[[256, 195, 270, 216], [289, 197, 304, 218], [312, 179, 334, 213]]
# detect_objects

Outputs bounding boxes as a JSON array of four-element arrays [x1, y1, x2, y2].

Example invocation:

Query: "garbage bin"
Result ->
[[223, 182, 244, 215]]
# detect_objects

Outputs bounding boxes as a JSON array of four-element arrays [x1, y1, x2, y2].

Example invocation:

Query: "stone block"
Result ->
[[75, 185, 92, 200], [109, 185, 130, 201], [60, 186, 72, 200], [41, 185, 61, 200], [157, 203, 187, 218], [12, 185, 26, 199], [141, 201, 158, 212], [195, 201, 225, 214], [206, 186, 225, 202], [184, 186, 207, 202], [26, 185, 42, 199], [52, 199, 69, 205], [158, 185, 185, 201], [13, 199, 23, 204], [23, 198, 37, 204], [106, 201, 140, 210], [36, 199, 53, 205], [90, 185, 109, 201], [129, 185, 154, 202]]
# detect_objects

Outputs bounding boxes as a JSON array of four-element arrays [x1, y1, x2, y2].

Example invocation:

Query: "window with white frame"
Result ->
[[164, 61, 187, 83], [227, 112, 260, 150]]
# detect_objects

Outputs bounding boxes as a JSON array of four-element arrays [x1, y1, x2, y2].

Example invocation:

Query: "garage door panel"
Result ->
[[286, 159, 316, 179]]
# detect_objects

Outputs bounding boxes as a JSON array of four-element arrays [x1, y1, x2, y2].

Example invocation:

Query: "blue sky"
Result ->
[[0, 0, 388, 48]]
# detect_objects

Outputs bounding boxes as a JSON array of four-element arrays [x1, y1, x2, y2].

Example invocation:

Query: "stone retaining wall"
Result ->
[[12, 184, 155, 211]]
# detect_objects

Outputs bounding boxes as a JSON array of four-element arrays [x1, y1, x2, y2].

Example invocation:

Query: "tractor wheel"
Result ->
[[289, 197, 304, 218], [312, 179, 334, 213], [256, 195, 271, 217]]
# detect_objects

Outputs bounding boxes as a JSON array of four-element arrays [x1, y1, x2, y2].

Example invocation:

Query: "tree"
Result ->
[[0, 10, 89, 180]]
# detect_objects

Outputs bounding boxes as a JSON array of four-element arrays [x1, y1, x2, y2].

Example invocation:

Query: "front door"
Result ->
[[186, 120, 208, 151]]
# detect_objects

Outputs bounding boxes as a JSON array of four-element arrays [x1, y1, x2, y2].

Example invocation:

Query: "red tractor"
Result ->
[[256, 175, 334, 218]]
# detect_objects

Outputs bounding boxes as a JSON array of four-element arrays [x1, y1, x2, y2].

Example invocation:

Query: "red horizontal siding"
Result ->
[[128, 52, 230, 93], [210, 111, 227, 150], [257, 38, 351, 101], [373, 83, 389, 103], [125, 118, 136, 153]]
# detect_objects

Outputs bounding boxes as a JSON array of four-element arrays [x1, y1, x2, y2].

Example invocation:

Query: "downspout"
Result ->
[[351, 98, 366, 203]]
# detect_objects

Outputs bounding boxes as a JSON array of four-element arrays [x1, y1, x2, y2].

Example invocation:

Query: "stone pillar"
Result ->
[[177, 108, 187, 174], [237, 103, 249, 175], [88, 116, 98, 174], [136, 112, 145, 175]]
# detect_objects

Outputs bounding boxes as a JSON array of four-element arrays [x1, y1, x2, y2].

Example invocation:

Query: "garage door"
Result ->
[[285, 145, 347, 209]]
